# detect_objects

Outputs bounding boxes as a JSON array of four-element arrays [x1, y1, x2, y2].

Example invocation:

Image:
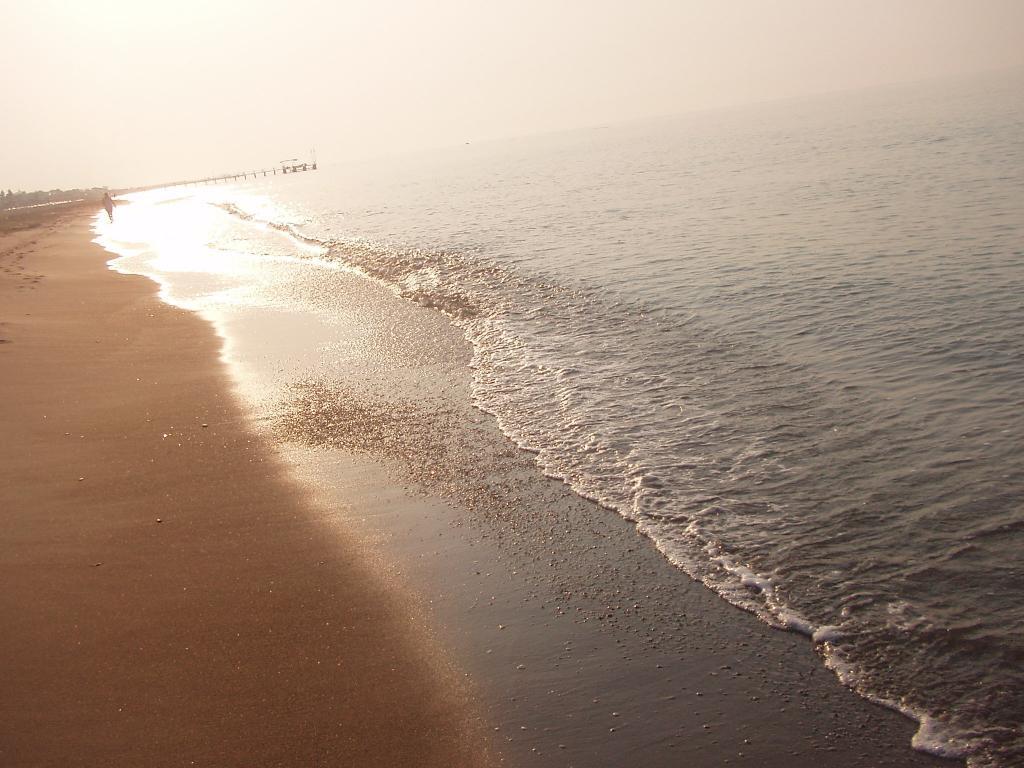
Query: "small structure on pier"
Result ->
[[278, 158, 315, 174]]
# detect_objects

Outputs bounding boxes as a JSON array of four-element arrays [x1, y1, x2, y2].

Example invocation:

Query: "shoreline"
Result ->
[[0, 209, 488, 767], [1, 205, 959, 767], [105, 192, 955, 768], [279, 394, 959, 768]]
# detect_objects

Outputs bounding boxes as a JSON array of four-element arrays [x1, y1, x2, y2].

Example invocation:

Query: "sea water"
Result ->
[[100, 69, 1024, 767]]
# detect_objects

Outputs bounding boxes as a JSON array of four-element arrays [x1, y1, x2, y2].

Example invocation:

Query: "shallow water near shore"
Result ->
[[97, 68, 1024, 767]]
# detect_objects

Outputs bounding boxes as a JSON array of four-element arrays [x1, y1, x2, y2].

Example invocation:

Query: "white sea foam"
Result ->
[[811, 625, 842, 644], [912, 716, 973, 761]]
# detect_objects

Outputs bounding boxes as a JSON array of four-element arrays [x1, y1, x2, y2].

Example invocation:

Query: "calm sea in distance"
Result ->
[[102, 69, 1024, 767]]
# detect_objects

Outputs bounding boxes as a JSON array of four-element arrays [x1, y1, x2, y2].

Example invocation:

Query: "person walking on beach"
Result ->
[[102, 192, 114, 222]]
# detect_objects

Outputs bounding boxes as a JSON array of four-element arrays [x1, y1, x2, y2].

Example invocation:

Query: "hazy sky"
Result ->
[[2, 0, 1022, 190]]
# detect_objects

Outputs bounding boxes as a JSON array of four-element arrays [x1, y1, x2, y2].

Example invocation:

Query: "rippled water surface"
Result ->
[[109, 70, 1024, 766]]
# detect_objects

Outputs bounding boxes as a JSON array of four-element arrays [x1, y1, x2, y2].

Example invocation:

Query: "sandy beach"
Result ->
[[0, 208, 487, 767], [6, 5, 1023, 763], [1, 206, 959, 767]]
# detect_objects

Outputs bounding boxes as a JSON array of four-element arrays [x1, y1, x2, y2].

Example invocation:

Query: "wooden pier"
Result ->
[[179, 161, 317, 187], [116, 160, 317, 195]]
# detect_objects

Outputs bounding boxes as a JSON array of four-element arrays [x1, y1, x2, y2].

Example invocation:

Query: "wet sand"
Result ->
[[317, 456, 955, 768], [0, 209, 488, 767]]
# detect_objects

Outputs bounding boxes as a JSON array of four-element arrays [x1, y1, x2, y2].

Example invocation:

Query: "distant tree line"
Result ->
[[1, 187, 107, 211]]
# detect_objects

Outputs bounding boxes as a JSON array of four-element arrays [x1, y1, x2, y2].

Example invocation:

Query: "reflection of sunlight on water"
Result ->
[[91, 186, 372, 411], [99, 192, 230, 274], [94, 187, 309, 300]]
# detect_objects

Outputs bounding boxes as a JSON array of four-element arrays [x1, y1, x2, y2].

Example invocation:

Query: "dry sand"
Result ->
[[0, 208, 488, 767]]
